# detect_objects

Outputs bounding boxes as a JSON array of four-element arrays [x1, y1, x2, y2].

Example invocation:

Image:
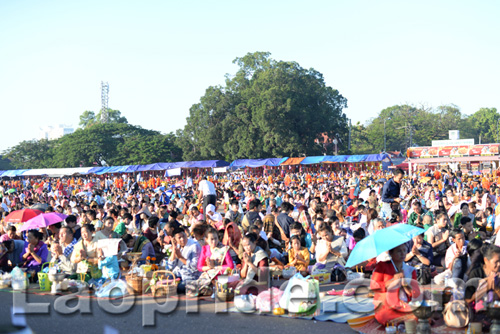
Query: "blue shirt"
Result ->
[[381, 178, 401, 203]]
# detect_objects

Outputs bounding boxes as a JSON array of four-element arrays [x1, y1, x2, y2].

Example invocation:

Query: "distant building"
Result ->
[[38, 125, 74, 140]]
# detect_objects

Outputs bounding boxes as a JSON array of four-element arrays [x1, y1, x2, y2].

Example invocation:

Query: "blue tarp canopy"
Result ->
[[323, 155, 349, 163], [0, 171, 5, 177], [183, 160, 230, 168], [300, 156, 327, 165], [230, 158, 287, 168], [1, 169, 29, 177], [365, 153, 392, 162], [346, 155, 369, 163]]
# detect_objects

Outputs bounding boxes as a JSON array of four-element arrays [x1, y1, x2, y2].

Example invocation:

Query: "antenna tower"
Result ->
[[100, 81, 109, 123]]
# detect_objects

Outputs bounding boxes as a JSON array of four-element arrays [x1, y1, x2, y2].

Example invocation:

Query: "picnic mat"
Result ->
[[227, 295, 375, 323]]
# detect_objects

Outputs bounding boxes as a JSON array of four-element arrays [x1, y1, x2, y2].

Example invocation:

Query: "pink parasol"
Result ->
[[19, 212, 68, 232]]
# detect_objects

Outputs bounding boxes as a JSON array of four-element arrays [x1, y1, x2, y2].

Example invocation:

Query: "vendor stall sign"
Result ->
[[408, 144, 499, 158]]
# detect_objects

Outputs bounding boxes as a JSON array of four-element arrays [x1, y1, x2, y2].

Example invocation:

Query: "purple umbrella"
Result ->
[[19, 212, 68, 232]]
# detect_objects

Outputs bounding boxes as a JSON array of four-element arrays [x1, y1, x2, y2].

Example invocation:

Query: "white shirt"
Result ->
[[198, 180, 216, 196]]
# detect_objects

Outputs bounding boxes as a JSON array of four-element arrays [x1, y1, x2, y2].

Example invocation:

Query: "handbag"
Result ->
[[443, 300, 470, 328], [331, 264, 347, 282], [416, 265, 431, 285]]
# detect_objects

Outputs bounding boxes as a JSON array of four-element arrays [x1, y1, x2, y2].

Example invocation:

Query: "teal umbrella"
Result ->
[[345, 224, 425, 268], [6, 188, 16, 194]]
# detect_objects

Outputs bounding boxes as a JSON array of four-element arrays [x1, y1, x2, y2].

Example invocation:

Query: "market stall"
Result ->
[[407, 143, 500, 176]]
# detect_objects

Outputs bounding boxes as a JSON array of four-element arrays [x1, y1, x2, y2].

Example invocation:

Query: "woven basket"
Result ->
[[151, 270, 178, 297], [126, 274, 143, 295]]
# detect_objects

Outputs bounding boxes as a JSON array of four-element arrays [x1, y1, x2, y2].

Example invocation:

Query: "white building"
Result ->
[[38, 125, 74, 140]]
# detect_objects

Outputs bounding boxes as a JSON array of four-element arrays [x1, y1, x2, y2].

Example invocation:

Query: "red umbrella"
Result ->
[[4, 209, 43, 223]]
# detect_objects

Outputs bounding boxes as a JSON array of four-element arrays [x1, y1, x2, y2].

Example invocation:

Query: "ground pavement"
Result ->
[[0, 280, 360, 334]]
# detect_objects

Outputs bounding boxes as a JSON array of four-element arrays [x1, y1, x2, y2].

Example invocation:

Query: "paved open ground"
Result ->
[[0, 290, 358, 334]]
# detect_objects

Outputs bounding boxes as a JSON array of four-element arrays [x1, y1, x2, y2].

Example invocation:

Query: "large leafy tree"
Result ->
[[362, 104, 464, 152], [4, 123, 181, 168], [3, 139, 54, 169], [461, 108, 500, 144], [177, 52, 349, 160], [79, 109, 128, 128]]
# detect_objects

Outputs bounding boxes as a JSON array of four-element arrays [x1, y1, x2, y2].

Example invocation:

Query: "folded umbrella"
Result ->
[[345, 224, 425, 268], [19, 212, 68, 232], [4, 209, 43, 223], [30, 203, 49, 212]]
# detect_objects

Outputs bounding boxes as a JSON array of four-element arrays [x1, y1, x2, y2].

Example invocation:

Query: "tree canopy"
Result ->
[[351, 105, 499, 154], [79, 109, 128, 128], [176, 52, 349, 160], [4, 123, 181, 169]]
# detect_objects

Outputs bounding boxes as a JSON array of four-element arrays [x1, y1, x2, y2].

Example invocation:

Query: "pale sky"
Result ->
[[1, 0, 499, 152]]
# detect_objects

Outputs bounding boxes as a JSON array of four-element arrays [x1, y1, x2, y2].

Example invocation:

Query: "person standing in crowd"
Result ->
[[198, 176, 217, 221], [381, 169, 404, 220]]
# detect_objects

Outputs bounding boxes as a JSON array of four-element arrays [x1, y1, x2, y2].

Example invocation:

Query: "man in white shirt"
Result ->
[[198, 176, 216, 221]]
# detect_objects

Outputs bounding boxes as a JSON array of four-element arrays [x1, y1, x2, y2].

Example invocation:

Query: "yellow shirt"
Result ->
[[288, 247, 310, 271]]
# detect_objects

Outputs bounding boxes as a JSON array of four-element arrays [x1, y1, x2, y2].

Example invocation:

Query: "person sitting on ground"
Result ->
[[21, 230, 49, 273], [240, 232, 269, 286], [370, 244, 419, 326], [425, 212, 449, 267], [167, 227, 201, 292], [122, 233, 155, 262], [310, 224, 347, 272], [405, 234, 433, 267], [465, 245, 500, 330], [192, 225, 208, 247], [191, 228, 234, 296], [224, 200, 242, 226], [288, 235, 310, 276], [347, 228, 366, 256], [0, 239, 24, 271], [461, 216, 480, 241], [50, 226, 77, 275], [71, 224, 99, 277], [241, 199, 262, 232], [222, 221, 242, 264], [143, 215, 161, 252], [0, 225, 20, 242]]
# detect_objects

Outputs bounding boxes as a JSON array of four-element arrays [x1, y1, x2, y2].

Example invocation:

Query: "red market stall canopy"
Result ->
[[407, 144, 499, 159]]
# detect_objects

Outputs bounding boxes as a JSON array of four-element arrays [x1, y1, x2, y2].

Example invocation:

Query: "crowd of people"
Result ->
[[0, 166, 500, 328]]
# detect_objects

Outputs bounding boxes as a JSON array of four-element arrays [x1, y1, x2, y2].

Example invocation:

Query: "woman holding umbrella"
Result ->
[[370, 243, 420, 325]]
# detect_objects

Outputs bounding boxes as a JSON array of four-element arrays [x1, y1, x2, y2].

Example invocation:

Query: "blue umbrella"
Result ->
[[377, 178, 387, 183], [345, 224, 425, 268]]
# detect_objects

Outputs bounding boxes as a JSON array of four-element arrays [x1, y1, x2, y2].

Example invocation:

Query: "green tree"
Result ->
[[0, 155, 14, 170], [362, 104, 464, 153], [460, 108, 500, 144], [3, 139, 54, 169], [350, 122, 375, 154], [177, 52, 349, 160], [79, 109, 128, 128]]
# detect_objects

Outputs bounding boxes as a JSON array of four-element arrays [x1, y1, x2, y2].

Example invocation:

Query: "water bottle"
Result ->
[[444, 272, 450, 287]]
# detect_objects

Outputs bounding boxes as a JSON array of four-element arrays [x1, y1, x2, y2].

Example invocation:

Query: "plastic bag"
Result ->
[[95, 280, 130, 298], [234, 294, 257, 313], [11, 267, 24, 280], [279, 273, 320, 315], [256, 288, 283, 313], [98, 255, 120, 279]]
